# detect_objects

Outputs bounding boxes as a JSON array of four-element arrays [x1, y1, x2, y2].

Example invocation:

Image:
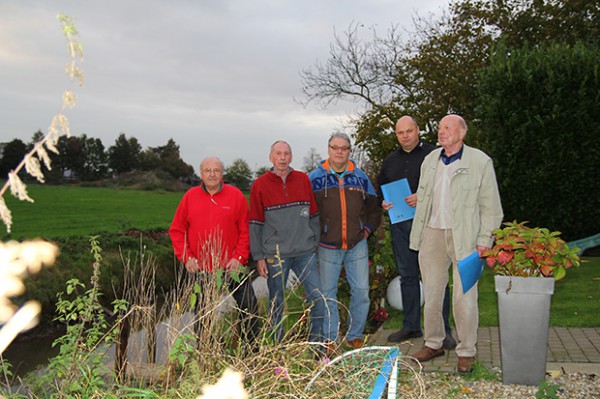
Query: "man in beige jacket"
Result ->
[[410, 114, 503, 373]]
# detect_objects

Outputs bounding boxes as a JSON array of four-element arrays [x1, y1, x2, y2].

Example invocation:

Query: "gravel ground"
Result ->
[[417, 370, 599, 398]]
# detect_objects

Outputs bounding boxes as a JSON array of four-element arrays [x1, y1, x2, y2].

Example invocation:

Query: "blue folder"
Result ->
[[380, 179, 415, 224], [457, 250, 485, 294]]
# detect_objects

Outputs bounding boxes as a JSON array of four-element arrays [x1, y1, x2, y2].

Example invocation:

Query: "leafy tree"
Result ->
[[477, 42, 600, 240], [138, 148, 161, 172], [302, 147, 322, 173], [80, 135, 109, 181], [108, 133, 141, 176], [224, 158, 253, 190], [138, 139, 194, 180], [300, 0, 600, 166], [254, 166, 269, 178], [151, 139, 194, 180], [55, 135, 86, 180], [0, 139, 27, 177]]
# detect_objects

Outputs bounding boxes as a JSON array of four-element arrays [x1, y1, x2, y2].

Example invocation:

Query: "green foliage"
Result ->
[[459, 361, 500, 382], [477, 42, 600, 240], [1, 184, 183, 240], [302, 0, 600, 168], [31, 239, 128, 398], [354, 106, 410, 170], [224, 158, 253, 191], [0, 139, 27, 177], [168, 333, 196, 369], [254, 165, 269, 178], [108, 133, 142, 175], [481, 221, 581, 280], [140, 138, 195, 180], [370, 219, 398, 309], [536, 379, 561, 399]]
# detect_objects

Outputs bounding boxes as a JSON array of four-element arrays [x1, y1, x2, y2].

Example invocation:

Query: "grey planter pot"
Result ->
[[495, 275, 555, 386]]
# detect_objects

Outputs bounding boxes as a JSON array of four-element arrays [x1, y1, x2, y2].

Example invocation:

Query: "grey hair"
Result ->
[[270, 140, 292, 154], [328, 132, 352, 148], [200, 156, 224, 170]]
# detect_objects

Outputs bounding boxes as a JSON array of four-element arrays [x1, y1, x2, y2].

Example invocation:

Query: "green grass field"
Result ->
[[2, 183, 186, 240]]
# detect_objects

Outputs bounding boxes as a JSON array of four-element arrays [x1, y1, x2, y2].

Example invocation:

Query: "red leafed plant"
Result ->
[[481, 221, 581, 281]]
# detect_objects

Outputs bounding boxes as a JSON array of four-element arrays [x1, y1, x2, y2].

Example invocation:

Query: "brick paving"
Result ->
[[367, 327, 600, 374]]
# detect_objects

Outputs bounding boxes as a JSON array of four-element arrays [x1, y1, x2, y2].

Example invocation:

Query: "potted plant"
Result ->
[[481, 221, 581, 386]]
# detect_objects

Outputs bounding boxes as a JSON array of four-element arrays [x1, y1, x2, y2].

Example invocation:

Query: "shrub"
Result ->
[[477, 42, 600, 241]]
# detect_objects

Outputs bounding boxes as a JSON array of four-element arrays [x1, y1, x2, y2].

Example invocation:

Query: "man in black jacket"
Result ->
[[377, 116, 455, 348]]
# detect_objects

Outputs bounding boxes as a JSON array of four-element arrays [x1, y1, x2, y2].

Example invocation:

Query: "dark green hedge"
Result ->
[[477, 42, 600, 241]]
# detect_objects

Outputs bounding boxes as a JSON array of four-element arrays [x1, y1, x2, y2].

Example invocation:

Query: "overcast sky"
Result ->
[[0, 1, 447, 172]]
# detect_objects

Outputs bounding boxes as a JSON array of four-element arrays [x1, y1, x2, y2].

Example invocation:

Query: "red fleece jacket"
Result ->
[[169, 184, 249, 271]]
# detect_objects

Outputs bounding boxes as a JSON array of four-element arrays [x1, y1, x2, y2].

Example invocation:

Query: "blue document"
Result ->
[[380, 178, 415, 224], [457, 251, 485, 294]]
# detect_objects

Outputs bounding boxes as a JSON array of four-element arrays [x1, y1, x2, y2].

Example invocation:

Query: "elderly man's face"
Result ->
[[200, 158, 223, 192], [396, 117, 420, 152], [269, 142, 292, 174], [327, 137, 351, 170], [437, 115, 465, 151]]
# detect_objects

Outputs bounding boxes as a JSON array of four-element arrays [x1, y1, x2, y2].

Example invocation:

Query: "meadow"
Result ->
[[1, 183, 185, 240]]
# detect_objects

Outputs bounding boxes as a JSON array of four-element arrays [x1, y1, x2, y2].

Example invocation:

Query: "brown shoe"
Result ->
[[457, 356, 475, 373], [344, 338, 364, 350], [412, 346, 444, 362]]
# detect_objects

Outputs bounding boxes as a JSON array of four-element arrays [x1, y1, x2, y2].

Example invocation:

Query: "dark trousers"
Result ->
[[391, 220, 452, 335], [191, 270, 260, 344], [228, 275, 260, 343]]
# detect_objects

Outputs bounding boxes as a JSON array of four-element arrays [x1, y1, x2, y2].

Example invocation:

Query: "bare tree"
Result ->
[[302, 147, 322, 173]]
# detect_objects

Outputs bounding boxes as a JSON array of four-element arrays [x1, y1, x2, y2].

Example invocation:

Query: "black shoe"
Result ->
[[387, 329, 423, 343], [442, 334, 457, 350]]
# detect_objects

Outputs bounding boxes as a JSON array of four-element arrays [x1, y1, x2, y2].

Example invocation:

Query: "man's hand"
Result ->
[[405, 193, 417, 207], [226, 258, 243, 271], [256, 259, 268, 279], [185, 257, 200, 273], [382, 200, 393, 211]]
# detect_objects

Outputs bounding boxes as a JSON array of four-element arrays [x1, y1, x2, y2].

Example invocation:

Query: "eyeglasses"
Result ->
[[329, 145, 351, 152], [202, 168, 222, 174]]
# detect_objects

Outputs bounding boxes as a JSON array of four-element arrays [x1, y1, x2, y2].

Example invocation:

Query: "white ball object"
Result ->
[[386, 276, 425, 311]]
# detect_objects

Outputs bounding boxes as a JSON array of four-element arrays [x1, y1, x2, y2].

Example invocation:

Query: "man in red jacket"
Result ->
[[169, 156, 259, 343]]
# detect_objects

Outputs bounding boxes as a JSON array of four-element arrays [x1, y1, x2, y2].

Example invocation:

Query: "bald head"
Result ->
[[269, 141, 293, 177], [395, 116, 420, 152], [438, 114, 467, 155]]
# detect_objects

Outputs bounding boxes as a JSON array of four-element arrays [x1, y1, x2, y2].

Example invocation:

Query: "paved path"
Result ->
[[368, 327, 600, 374]]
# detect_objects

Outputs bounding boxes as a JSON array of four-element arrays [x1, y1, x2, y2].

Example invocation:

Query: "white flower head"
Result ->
[[197, 368, 249, 399], [0, 197, 12, 234], [8, 172, 34, 203], [25, 156, 45, 183]]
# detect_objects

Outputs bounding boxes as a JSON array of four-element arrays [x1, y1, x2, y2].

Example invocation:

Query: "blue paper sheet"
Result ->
[[457, 251, 485, 294], [380, 179, 415, 224]]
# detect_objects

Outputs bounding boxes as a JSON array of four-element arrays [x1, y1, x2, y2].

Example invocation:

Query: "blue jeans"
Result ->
[[319, 239, 370, 342], [266, 251, 324, 342], [391, 220, 452, 336]]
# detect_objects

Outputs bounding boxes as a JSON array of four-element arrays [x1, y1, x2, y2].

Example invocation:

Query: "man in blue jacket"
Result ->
[[309, 133, 382, 353]]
